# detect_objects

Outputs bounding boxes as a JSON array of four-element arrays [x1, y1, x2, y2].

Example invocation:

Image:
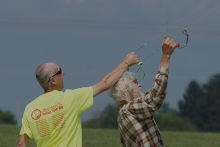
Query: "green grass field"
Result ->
[[1, 124, 220, 147]]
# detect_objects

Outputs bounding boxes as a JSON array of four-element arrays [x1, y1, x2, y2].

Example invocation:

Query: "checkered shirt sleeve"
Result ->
[[129, 66, 168, 119], [118, 66, 169, 147]]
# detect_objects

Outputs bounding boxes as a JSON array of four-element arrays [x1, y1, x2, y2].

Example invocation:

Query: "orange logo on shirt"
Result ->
[[31, 109, 41, 120], [42, 102, 63, 116]]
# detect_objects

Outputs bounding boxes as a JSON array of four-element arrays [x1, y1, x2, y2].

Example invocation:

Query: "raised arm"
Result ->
[[92, 52, 139, 97], [160, 37, 177, 68], [17, 134, 29, 147], [128, 38, 176, 118]]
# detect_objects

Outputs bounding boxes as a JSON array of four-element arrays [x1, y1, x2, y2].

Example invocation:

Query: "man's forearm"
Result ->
[[92, 62, 128, 97], [160, 54, 170, 69], [17, 134, 29, 147], [104, 62, 128, 88], [92, 52, 139, 97]]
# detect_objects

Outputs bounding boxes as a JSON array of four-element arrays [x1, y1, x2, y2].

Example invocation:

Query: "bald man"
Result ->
[[16, 53, 139, 147]]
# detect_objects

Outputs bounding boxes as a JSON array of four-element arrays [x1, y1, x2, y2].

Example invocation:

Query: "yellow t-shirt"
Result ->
[[20, 87, 93, 147]]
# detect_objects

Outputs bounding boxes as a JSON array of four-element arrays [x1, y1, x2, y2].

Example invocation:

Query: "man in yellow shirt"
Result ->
[[16, 52, 139, 147]]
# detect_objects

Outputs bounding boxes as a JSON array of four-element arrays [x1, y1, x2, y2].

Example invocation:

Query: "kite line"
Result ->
[[128, 0, 219, 80]]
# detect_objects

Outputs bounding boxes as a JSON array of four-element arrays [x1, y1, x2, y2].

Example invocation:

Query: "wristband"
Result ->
[[122, 61, 130, 67], [122, 61, 130, 71]]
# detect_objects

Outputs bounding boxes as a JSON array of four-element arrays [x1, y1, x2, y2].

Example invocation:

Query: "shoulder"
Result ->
[[65, 87, 92, 93], [63, 87, 92, 96]]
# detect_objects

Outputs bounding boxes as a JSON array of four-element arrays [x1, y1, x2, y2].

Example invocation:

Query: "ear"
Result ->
[[50, 77, 57, 85]]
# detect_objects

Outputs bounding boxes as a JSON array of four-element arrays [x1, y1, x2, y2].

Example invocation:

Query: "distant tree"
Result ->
[[0, 109, 17, 125], [81, 118, 101, 128], [155, 102, 177, 114], [82, 103, 120, 129], [99, 104, 120, 128], [179, 74, 220, 131], [178, 80, 203, 130], [154, 102, 196, 131], [83, 102, 196, 131]]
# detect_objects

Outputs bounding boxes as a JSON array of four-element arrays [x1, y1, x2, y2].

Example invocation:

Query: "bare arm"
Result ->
[[160, 37, 177, 68], [92, 52, 139, 97], [17, 134, 29, 147]]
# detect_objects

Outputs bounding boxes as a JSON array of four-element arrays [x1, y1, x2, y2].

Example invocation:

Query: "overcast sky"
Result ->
[[0, 0, 220, 125]]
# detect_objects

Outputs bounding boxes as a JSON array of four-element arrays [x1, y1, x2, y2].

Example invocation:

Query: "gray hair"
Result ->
[[36, 64, 54, 89], [108, 72, 135, 107]]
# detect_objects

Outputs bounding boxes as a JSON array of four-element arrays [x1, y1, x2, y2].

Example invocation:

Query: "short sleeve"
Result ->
[[66, 87, 93, 115], [19, 112, 33, 139], [77, 87, 93, 114]]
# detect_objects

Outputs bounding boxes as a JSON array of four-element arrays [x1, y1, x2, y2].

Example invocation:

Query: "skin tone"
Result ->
[[17, 38, 176, 147], [91, 52, 139, 97], [130, 79, 142, 101], [160, 37, 177, 69], [16, 134, 29, 147], [44, 63, 65, 94]]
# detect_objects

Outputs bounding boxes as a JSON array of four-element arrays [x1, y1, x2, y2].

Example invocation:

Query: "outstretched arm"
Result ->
[[128, 38, 177, 118], [17, 134, 29, 147], [92, 52, 139, 97], [160, 37, 177, 68]]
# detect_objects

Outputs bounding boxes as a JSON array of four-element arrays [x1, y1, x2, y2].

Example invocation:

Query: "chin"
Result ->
[[133, 89, 144, 99]]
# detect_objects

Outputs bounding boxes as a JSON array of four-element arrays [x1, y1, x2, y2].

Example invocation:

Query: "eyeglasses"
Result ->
[[48, 67, 62, 82], [131, 79, 138, 85]]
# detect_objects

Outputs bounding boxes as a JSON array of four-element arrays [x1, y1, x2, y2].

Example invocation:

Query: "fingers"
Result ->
[[124, 52, 139, 67], [163, 37, 177, 49], [131, 52, 139, 64], [126, 52, 135, 56], [162, 37, 177, 57], [170, 41, 177, 48]]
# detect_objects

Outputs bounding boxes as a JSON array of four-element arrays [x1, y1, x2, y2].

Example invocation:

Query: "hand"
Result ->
[[123, 52, 139, 67], [162, 37, 177, 58]]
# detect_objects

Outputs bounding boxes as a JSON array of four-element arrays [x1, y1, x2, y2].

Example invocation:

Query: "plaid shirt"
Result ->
[[118, 66, 169, 147]]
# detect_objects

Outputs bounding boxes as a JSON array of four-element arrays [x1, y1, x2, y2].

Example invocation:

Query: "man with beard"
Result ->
[[108, 38, 177, 147]]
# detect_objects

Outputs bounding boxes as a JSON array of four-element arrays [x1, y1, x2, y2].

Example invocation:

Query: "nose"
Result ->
[[138, 83, 141, 87], [63, 71, 65, 75]]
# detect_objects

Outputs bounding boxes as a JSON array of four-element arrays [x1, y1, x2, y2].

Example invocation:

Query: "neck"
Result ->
[[44, 87, 60, 94]]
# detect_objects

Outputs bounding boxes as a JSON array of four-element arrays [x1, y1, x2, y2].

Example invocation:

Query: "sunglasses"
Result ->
[[132, 79, 138, 85], [48, 67, 62, 82]]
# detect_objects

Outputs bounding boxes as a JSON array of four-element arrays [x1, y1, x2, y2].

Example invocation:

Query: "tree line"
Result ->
[[83, 73, 220, 132], [2, 73, 220, 131], [0, 109, 17, 125]]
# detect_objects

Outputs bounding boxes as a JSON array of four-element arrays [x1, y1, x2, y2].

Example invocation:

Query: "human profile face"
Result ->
[[48, 68, 62, 82], [131, 79, 141, 90], [55, 67, 65, 91], [130, 79, 142, 100], [49, 65, 65, 91]]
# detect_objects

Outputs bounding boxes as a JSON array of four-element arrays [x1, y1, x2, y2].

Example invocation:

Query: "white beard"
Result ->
[[132, 88, 144, 99]]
